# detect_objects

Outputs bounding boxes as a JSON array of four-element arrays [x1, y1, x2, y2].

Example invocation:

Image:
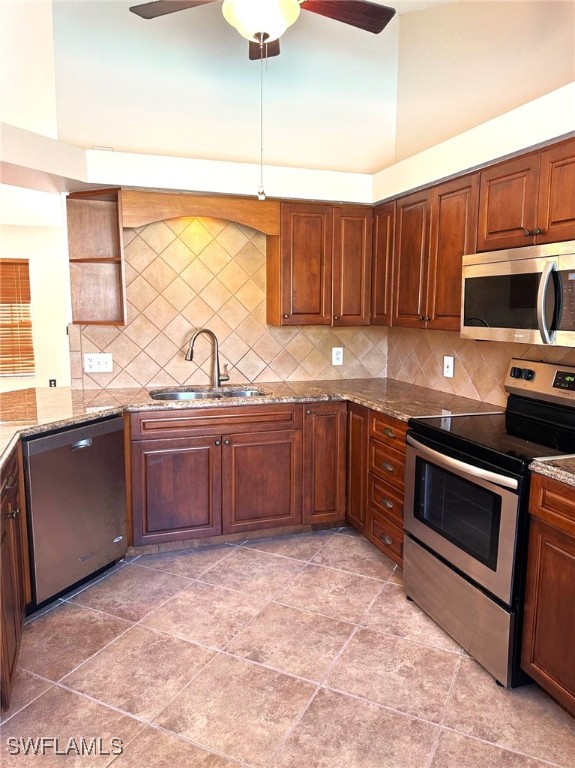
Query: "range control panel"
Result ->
[[505, 359, 575, 406]]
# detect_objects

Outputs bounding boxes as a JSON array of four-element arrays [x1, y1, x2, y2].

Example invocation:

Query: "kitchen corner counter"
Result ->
[[530, 456, 575, 488], [0, 378, 501, 469]]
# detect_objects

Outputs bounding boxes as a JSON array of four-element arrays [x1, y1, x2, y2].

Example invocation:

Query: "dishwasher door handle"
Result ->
[[71, 438, 92, 451]]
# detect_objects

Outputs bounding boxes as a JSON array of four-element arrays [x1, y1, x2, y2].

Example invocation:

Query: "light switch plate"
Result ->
[[84, 353, 113, 373], [443, 355, 454, 378]]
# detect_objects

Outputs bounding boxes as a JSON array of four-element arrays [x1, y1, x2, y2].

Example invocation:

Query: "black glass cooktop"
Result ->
[[408, 411, 566, 476]]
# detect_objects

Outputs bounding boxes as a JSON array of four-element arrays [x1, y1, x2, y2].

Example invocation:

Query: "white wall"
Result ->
[[395, 1, 575, 161], [0, 186, 71, 393]]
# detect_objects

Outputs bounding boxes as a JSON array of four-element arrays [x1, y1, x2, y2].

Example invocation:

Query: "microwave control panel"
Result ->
[[560, 271, 575, 329]]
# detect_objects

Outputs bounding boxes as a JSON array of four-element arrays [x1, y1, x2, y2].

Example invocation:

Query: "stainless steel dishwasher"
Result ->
[[23, 415, 127, 606]]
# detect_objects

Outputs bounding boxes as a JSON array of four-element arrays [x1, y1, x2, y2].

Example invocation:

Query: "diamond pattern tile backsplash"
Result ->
[[70, 218, 389, 390], [69, 215, 575, 404]]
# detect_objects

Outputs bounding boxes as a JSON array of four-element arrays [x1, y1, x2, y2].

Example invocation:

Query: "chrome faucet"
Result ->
[[185, 328, 229, 388]]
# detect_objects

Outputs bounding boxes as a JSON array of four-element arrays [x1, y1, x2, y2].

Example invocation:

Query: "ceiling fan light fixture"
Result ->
[[222, 0, 300, 43]]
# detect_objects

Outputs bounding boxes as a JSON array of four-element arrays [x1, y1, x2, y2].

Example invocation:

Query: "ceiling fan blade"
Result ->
[[129, 0, 217, 20], [300, 0, 395, 34], [249, 39, 281, 61]]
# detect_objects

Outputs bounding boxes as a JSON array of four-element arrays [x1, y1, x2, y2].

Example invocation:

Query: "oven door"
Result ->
[[404, 434, 521, 606]]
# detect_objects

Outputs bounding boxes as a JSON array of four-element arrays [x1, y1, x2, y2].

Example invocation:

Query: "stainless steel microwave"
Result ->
[[461, 241, 575, 346]]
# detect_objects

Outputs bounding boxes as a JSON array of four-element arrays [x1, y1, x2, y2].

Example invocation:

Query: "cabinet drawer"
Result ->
[[369, 509, 403, 564], [368, 475, 404, 526], [369, 412, 407, 451], [131, 404, 303, 440], [530, 474, 575, 534], [369, 441, 405, 489]]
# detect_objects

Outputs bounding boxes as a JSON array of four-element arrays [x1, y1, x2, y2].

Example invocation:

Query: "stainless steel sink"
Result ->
[[221, 388, 265, 397], [150, 390, 222, 400], [149, 386, 265, 401]]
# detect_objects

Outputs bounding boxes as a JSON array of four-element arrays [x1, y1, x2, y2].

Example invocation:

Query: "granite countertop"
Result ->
[[3, 379, 574, 486], [0, 378, 502, 470]]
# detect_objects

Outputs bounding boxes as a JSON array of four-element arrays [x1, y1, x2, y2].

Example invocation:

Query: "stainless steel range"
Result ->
[[403, 359, 575, 687]]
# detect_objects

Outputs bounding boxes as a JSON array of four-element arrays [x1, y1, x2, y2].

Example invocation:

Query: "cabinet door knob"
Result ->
[[379, 533, 393, 546], [214, 440, 221, 446], [306, 409, 313, 415], [224, 439, 231, 446], [532, 227, 544, 236], [522, 228, 532, 237], [5, 507, 19, 520], [423, 315, 431, 322], [380, 462, 394, 473], [283, 314, 290, 319], [380, 497, 394, 509], [333, 315, 340, 321], [382, 428, 395, 439], [418, 314, 424, 321]]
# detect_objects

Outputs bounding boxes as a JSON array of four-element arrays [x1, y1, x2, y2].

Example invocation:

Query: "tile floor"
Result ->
[[2, 528, 574, 767]]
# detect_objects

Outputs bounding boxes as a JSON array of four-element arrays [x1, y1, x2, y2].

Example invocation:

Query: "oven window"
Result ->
[[414, 457, 501, 570]]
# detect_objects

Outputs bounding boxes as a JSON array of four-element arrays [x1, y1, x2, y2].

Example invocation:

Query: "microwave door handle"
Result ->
[[537, 262, 557, 344], [406, 435, 519, 490]]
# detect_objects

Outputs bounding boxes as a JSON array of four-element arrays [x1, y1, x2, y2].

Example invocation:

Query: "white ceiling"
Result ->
[[51, 0, 450, 174]]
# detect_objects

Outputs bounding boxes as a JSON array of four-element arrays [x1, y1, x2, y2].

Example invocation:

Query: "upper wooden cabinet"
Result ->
[[267, 202, 372, 326], [391, 175, 478, 331], [67, 188, 126, 325], [371, 202, 395, 326], [477, 138, 575, 251]]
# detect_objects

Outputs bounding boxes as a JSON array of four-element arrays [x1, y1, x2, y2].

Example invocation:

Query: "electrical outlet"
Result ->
[[84, 353, 113, 373], [443, 355, 454, 378], [332, 347, 344, 366], [49, 379, 56, 387]]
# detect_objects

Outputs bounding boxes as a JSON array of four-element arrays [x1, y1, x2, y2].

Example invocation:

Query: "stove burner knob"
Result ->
[[520, 368, 535, 380], [510, 366, 522, 378]]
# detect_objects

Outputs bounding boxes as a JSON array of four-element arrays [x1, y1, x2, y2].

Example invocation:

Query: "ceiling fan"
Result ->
[[129, 0, 396, 60]]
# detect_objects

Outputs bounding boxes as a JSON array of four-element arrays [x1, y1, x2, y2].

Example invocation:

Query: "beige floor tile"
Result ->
[[109, 726, 237, 767], [275, 563, 384, 623], [226, 602, 354, 681], [431, 730, 552, 768], [0, 686, 143, 767], [155, 654, 316, 767], [63, 626, 214, 721], [443, 658, 575, 767], [270, 688, 438, 768], [136, 545, 235, 579], [198, 547, 306, 599], [0, 669, 53, 724], [360, 583, 461, 652], [311, 534, 396, 580], [241, 530, 336, 561], [69, 564, 193, 622], [326, 628, 460, 722], [388, 566, 403, 585], [17, 603, 131, 682], [142, 582, 267, 648]]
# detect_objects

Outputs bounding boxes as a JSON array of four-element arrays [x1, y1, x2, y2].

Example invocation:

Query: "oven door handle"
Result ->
[[406, 436, 519, 491]]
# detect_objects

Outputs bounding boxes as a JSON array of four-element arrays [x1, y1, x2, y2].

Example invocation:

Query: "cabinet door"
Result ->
[[332, 206, 373, 326], [346, 403, 369, 533], [302, 403, 347, 524], [371, 202, 395, 326], [537, 138, 575, 244], [222, 429, 302, 534], [427, 174, 479, 332], [392, 190, 431, 327], [280, 203, 333, 325], [521, 517, 575, 717], [1, 457, 25, 713], [477, 154, 539, 251], [131, 437, 222, 545]]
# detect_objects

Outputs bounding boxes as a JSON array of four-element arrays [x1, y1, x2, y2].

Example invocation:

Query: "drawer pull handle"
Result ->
[[382, 428, 395, 439], [71, 438, 92, 451], [379, 533, 393, 546], [4, 475, 17, 490], [380, 462, 394, 473], [380, 497, 394, 509]]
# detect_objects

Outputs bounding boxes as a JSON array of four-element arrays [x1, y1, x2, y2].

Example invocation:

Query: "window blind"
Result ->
[[0, 259, 36, 376]]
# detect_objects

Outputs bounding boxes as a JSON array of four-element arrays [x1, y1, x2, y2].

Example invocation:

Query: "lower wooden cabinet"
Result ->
[[1, 447, 26, 713], [521, 474, 575, 717], [365, 411, 407, 566], [302, 402, 347, 525], [346, 403, 369, 533]]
